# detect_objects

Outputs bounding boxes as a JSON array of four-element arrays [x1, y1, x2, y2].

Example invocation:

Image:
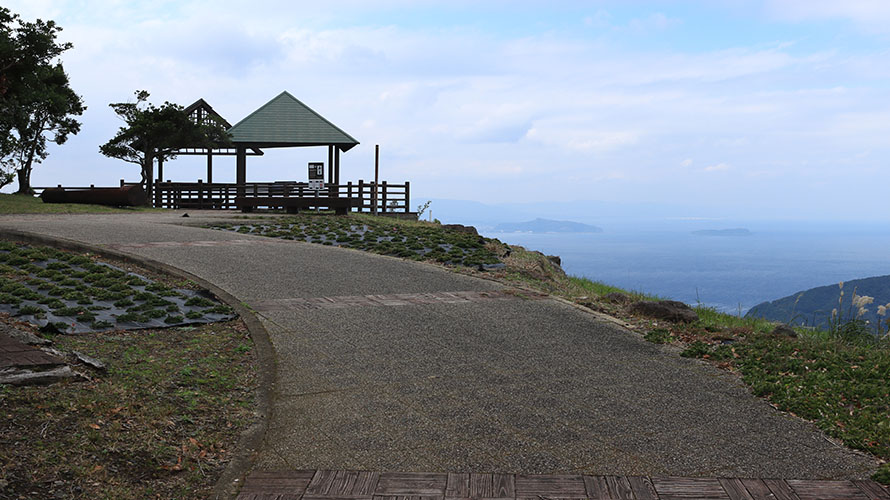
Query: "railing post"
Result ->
[[404, 181, 410, 213], [358, 179, 365, 212], [381, 181, 388, 213], [374, 145, 379, 216], [120, 179, 125, 187], [198, 179, 204, 209]]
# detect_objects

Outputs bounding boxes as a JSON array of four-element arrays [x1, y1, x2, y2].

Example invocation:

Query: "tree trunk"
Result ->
[[15, 167, 32, 195], [15, 117, 46, 195], [142, 149, 154, 206]]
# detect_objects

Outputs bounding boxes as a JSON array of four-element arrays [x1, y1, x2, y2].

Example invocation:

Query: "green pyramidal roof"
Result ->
[[227, 91, 359, 151]]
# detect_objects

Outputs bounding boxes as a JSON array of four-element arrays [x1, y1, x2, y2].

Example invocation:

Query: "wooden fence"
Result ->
[[33, 180, 412, 214], [152, 180, 410, 213]]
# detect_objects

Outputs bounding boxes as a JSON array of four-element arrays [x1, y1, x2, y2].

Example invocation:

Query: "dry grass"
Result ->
[[0, 318, 256, 499]]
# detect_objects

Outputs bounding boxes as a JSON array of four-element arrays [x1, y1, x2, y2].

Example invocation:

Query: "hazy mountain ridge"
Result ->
[[493, 218, 603, 233], [746, 275, 890, 329], [692, 228, 751, 236]]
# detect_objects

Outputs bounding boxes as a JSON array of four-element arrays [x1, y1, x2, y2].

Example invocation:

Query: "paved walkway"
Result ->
[[0, 212, 885, 497]]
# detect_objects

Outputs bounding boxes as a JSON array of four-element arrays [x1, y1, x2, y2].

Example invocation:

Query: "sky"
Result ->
[[4, 0, 890, 221]]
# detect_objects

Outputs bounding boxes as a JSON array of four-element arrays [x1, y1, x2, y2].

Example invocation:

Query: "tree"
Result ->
[[0, 7, 85, 193], [99, 91, 231, 198]]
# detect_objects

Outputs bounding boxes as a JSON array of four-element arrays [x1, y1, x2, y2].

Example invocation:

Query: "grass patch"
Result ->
[[0, 193, 159, 214], [644, 328, 673, 344], [733, 333, 889, 461], [0, 319, 256, 499], [693, 304, 775, 334]]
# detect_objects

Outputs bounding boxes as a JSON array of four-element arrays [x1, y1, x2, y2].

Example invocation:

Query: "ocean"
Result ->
[[483, 225, 890, 314]]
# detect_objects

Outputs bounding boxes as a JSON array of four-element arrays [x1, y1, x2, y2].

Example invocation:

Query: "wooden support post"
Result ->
[[206, 153, 213, 183], [374, 145, 379, 215], [120, 179, 125, 187], [381, 181, 388, 213], [405, 181, 410, 213], [198, 179, 204, 208], [236, 147, 246, 210], [334, 147, 340, 185], [327, 145, 334, 185], [358, 179, 365, 212], [157, 158, 164, 185]]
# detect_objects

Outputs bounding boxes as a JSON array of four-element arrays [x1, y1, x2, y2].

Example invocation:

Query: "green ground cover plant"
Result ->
[[734, 334, 888, 457], [0, 319, 256, 499], [207, 213, 503, 268], [0, 242, 234, 333]]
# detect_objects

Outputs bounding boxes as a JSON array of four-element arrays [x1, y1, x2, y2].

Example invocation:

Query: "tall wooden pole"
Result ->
[[236, 146, 246, 211], [374, 144, 379, 216], [206, 152, 213, 183], [327, 145, 334, 185]]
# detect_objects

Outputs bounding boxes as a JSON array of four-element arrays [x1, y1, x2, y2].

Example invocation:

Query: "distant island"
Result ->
[[692, 228, 751, 236], [493, 218, 603, 234], [746, 274, 890, 330]]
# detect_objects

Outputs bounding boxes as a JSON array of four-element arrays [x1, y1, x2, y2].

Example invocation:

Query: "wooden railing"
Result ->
[[152, 180, 411, 213]]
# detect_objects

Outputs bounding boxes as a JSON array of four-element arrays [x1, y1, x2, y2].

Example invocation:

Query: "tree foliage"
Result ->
[[0, 7, 85, 193], [100, 91, 231, 188]]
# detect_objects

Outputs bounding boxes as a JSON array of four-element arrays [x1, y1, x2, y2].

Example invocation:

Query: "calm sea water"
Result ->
[[484, 227, 890, 314]]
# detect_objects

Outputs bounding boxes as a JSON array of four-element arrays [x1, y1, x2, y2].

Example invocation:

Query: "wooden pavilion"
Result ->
[[152, 92, 410, 214]]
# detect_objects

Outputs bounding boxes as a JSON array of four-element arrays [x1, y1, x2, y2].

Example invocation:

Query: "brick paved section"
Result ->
[[236, 470, 890, 500], [252, 289, 545, 312], [0, 332, 63, 369]]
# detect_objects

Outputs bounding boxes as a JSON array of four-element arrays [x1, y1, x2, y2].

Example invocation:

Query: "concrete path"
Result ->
[[0, 212, 880, 482]]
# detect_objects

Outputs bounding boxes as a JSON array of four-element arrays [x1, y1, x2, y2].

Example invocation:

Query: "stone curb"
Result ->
[[0, 229, 276, 500]]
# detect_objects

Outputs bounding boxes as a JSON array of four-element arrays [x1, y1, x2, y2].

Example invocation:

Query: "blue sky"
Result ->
[[5, 1, 890, 221]]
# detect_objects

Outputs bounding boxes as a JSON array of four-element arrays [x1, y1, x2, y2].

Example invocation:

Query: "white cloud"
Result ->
[[627, 12, 682, 32], [764, 0, 890, 33], [704, 163, 731, 172], [3, 1, 890, 219], [525, 126, 639, 153]]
